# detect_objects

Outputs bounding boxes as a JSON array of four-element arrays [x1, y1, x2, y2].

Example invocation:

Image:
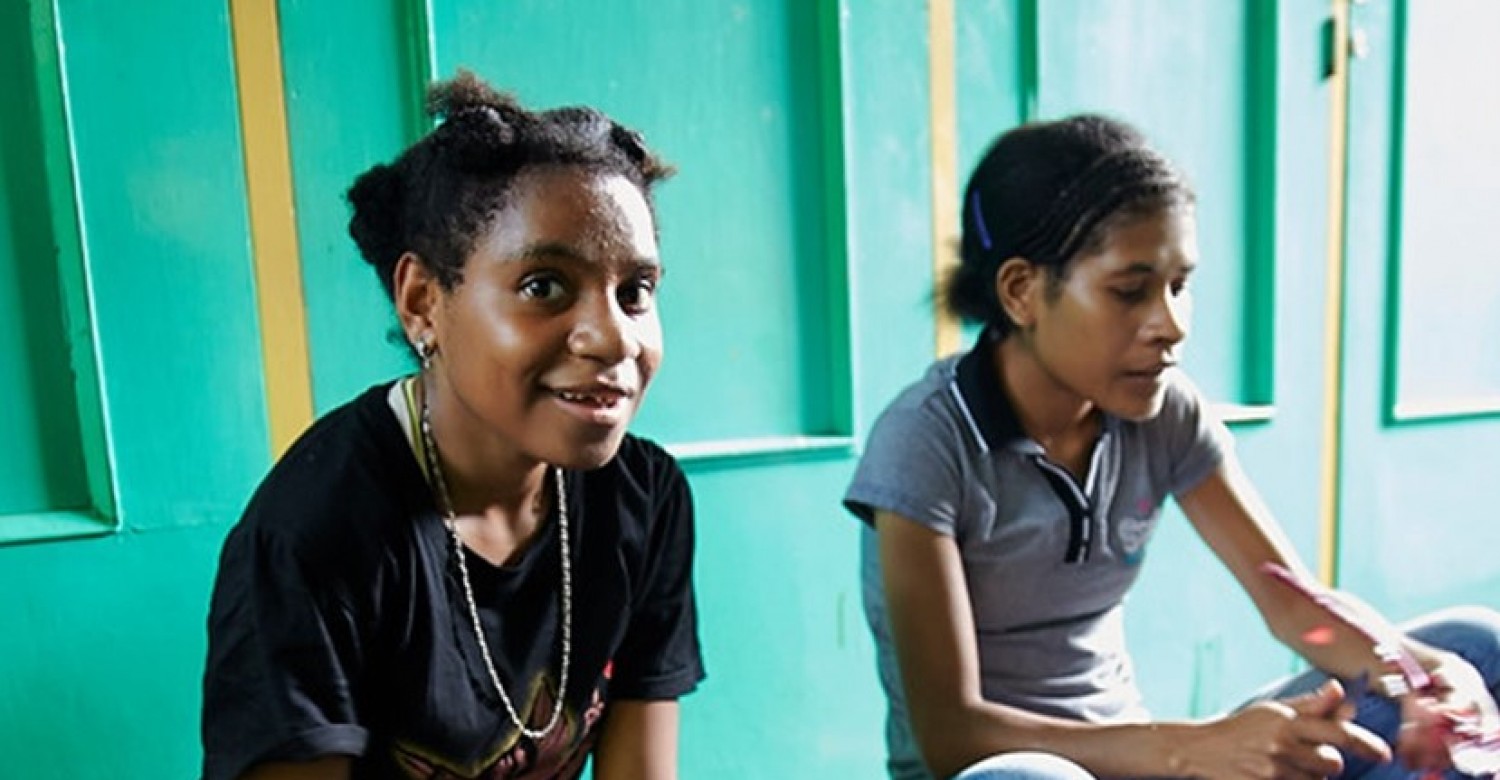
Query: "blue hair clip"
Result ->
[[970, 190, 993, 252]]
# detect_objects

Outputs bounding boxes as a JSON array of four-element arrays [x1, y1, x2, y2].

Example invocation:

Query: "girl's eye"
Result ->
[[519, 274, 566, 302], [619, 276, 658, 314], [1112, 286, 1147, 304], [1170, 278, 1190, 297]]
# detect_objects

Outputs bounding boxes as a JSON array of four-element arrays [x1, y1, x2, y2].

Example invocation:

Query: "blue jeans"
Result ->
[[952, 607, 1500, 780]]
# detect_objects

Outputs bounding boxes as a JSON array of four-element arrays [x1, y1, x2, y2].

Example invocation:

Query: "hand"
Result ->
[[1395, 653, 1500, 774], [1185, 680, 1390, 780]]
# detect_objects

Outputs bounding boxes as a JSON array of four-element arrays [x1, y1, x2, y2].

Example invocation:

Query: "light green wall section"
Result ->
[[280, 0, 423, 412], [0, 0, 91, 517], [54, 0, 271, 530], [435, 0, 850, 444], [0, 528, 223, 779], [1382, 0, 1500, 419], [0, 0, 269, 777], [1337, 0, 1500, 614]]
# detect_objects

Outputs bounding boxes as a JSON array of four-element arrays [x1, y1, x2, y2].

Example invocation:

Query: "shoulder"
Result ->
[[866, 356, 971, 447], [1122, 369, 1213, 440], [232, 382, 421, 565], [577, 434, 694, 568], [588, 433, 689, 512], [1122, 370, 1233, 489], [1160, 370, 1210, 416]]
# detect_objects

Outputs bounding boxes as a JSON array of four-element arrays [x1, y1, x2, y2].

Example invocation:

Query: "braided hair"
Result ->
[[347, 69, 673, 299], [945, 115, 1193, 336]]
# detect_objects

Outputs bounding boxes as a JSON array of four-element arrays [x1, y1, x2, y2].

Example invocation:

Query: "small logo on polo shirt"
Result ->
[[1116, 498, 1160, 564]]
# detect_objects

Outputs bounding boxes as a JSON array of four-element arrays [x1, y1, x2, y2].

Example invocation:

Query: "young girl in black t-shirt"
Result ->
[[202, 70, 703, 780]]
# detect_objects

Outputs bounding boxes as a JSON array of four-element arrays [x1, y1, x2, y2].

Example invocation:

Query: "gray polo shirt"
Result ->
[[844, 335, 1231, 780]]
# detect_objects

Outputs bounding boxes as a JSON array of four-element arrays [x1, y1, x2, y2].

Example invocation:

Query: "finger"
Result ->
[[1287, 679, 1346, 718], [1273, 739, 1346, 778], [1292, 716, 1392, 764], [1340, 720, 1395, 764]]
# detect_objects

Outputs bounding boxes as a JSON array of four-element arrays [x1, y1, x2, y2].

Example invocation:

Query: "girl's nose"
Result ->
[[1148, 289, 1190, 345], [568, 294, 638, 364]]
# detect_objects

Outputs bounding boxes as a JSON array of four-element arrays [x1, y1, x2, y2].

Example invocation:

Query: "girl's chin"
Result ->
[[544, 430, 630, 471], [1099, 390, 1167, 423]]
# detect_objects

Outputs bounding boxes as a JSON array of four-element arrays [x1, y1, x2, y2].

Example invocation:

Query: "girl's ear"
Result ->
[[995, 256, 1042, 331], [393, 252, 441, 347]]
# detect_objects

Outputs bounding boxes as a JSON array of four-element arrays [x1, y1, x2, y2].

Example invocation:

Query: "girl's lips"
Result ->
[[1124, 362, 1176, 378], [552, 389, 630, 426]]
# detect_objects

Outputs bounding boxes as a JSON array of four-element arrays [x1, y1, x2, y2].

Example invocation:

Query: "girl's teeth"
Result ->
[[560, 391, 615, 407]]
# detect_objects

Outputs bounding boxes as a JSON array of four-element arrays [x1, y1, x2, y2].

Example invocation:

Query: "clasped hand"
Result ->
[[1187, 680, 1387, 780]]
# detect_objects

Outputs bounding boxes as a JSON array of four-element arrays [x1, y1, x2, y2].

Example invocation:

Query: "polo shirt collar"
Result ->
[[954, 328, 1028, 453]]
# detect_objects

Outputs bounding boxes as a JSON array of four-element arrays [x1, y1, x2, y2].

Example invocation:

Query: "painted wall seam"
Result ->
[[229, 0, 315, 458], [1318, 0, 1352, 586], [929, 0, 959, 357]]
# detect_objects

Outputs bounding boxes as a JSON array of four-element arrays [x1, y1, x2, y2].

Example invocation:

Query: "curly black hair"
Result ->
[[945, 114, 1193, 336], [346, 69, 673, 299]]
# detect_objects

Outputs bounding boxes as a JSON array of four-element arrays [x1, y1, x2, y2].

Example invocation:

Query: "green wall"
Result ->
[[1, 2, 1497, 778]]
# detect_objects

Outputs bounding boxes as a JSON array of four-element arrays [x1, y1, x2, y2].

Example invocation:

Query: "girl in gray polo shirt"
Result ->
[[845, 115, 1500, 780]]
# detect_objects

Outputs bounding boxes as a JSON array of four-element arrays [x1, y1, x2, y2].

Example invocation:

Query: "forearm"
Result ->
[[917, 699, 1201, 779], [1268, 586, 1441, 691], [593, 700, 679, 780]]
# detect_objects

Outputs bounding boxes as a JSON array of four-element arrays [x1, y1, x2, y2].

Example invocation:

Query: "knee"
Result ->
[[951, 751, 1095, 780], [1406, 606, 1500, 674]]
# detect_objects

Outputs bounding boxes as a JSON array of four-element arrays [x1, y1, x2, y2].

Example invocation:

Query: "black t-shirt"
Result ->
[[202, 382, 704, 780]]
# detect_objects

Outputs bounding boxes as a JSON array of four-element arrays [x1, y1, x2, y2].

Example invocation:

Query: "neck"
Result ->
[[418, 373, 549, 518], [994, 335, 1098, 452]]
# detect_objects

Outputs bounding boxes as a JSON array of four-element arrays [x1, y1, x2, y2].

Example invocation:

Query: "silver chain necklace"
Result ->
[[418, 390, 572, 741]]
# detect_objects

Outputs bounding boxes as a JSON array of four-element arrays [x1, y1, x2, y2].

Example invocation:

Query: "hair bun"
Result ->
[[345, 162, 407, 297]]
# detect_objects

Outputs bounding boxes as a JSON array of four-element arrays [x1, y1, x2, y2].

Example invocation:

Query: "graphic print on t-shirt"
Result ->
[[391, 673, 608, 779]]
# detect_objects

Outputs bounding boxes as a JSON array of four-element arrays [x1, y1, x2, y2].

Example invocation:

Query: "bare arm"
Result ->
[[593, 699, 681, 780], [877, 508, 1388, 779], [1178, 462, 1489, 770], [238, 757, 351, 780], [1176, 463, 1443, 683], [878, 510, 1205, 778]]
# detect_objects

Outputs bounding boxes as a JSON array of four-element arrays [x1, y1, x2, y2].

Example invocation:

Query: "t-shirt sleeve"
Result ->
[[844, 398, 967, 536], [607, 455, 705, 701], [201, 519, 369, 780], [1160, 373, 1236, 496]]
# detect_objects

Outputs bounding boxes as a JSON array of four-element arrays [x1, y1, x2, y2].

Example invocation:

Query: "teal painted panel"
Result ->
[[0, 526, 226, 779], [1032, 0, 1260, 406], [55, 0, 270, 528], [841, 0, 940, 422], [0, 0, 90, 518], [430, 0, 849, 444], [681, 457, 884, 777], [955, 0, 1033, 176], [279, 0, 424, 413], [1339, 0, 1500, 615], [1387, 1, 1500, 420]]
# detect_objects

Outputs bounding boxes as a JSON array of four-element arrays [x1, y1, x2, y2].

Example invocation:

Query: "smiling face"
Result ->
[[1024, 205, 1197, 421], [420, 165, 663, 471]]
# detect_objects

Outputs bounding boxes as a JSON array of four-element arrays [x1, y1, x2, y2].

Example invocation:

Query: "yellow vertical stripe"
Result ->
[[230, 0, 315, 458], [1318, 0, 1351, 586], [929, 0, 961, 357]]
